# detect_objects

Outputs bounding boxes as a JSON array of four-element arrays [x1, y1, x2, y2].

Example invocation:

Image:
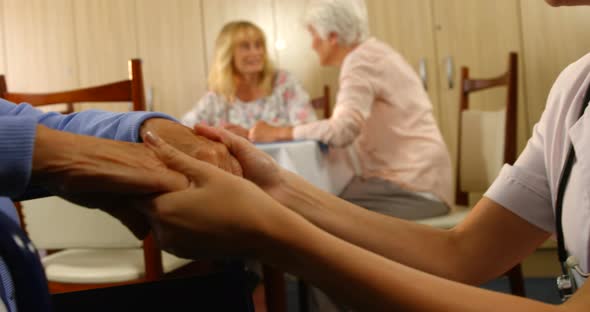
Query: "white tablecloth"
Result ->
[[256, 140, 355, 195]]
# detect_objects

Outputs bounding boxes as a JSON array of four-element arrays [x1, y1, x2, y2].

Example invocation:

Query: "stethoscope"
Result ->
[[554, 81, 590, 301]]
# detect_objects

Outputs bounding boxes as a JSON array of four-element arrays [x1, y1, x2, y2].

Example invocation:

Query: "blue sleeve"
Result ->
[[0, 98, 175, 142], [0, 98, 176, 198]]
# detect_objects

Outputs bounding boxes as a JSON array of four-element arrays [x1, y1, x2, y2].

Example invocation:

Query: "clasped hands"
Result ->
[[36, 117, 297, 260], [135, 125, 290, 259], [32, 118, 243, 239]]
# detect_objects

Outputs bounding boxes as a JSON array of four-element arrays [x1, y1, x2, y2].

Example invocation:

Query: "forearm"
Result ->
[[30, 125, 188, 197], [292, 107, 363, 147], [30, 125, 77, 185], [268, 170, 463, 278], [269, 170, 548, 284], [260, 209, 558, 312]]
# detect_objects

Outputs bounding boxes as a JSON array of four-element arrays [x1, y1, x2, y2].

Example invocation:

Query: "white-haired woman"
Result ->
[[250, 0, 452, 221], [181, 21, 316, 138]]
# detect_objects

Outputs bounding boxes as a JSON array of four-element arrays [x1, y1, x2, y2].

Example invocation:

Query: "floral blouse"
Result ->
[[181, 70, 317, 129]]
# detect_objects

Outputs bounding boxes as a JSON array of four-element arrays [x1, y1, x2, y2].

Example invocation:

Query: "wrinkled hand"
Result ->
[[140, 118, 243, 176], [31, 126, 191, 239], [135, 131, 288, 259], [248, 121, 293, 143], [193, 125, 282, 191], [222, 123, 249, 139]]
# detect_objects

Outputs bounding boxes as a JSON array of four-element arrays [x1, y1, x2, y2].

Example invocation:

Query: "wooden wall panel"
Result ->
[[366, 0, 441, 122], [432, 0, 526, 171], [74, 0, 139, 112], [519, 0, 590, 130], [136, 0, 208, 118], [0, 0, 6, 75], [273, 0, 339, 110], [3, 0, 79, 92], [202, 0, 276, 70]]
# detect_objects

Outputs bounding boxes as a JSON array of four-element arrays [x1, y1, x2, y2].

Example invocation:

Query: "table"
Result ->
[[255, 140, 355, 195], [255, 140, 355, 312]]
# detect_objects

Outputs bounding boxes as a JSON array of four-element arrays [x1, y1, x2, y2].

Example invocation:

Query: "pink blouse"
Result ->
[[293, 38, 453, 207]]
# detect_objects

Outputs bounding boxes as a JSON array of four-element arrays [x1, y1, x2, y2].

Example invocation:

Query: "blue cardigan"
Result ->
[[0, 98, 173, 311]]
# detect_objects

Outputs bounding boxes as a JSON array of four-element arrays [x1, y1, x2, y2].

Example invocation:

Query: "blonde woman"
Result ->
[[181, 21, 316, 138]]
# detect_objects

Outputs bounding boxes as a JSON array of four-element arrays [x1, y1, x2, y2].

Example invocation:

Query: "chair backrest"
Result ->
[[19, 197, 164, 281], [3, 59, 165, 281], [20, 197, 141, 249], [0, 59, 145, 113], [455, 52, 517, 205], [311, 85, 331, 119], [0, 211, 52, 311]]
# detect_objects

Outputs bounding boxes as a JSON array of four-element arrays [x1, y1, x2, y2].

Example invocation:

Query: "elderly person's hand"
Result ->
[[140, 118, 243, 176], [248, 121, 293, 143], [193, 125, 283, 192], [134, 131, 296, 259], [31, 125, 191, 238]]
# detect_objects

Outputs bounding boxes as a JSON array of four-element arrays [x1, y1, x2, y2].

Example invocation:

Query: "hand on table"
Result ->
[[248, 121, 293, 143]]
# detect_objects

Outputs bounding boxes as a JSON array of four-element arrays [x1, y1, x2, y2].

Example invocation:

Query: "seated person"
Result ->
[[0, 97, 241, 310], [249, 0, 452, 221], [134, 1, 590, 302], [181, 20, 316, 138]]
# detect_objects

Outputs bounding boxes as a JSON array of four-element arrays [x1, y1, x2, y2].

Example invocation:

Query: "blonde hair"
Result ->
[[208, 21, 275, 102]]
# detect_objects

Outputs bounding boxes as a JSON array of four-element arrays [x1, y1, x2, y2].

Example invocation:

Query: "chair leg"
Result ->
[[298, 279, 309, 312], [506, 264, 525, 297], [262, 265, 287, 312]]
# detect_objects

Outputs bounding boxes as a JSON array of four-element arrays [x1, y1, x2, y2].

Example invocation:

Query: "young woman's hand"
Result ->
[[222, 123, 249, 139], [192, 125, 318, 220], [135, 130, 291, 259], [193, 125, 284, 192]]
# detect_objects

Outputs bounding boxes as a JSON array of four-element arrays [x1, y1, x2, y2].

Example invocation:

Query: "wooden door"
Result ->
[[135, 0, 208, 118], [366, 0, 441, 122], [432, 0, 526, 171], [0, 0, 5, 75], [3, 0, 79, 92], [519, 0, 590, 128]]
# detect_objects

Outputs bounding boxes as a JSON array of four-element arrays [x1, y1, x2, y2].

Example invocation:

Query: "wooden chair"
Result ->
[[0, 59, 146, 113], [311, 85, 331, 119], [417, 52, 524, 296], [0, 59, 214, 294]]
